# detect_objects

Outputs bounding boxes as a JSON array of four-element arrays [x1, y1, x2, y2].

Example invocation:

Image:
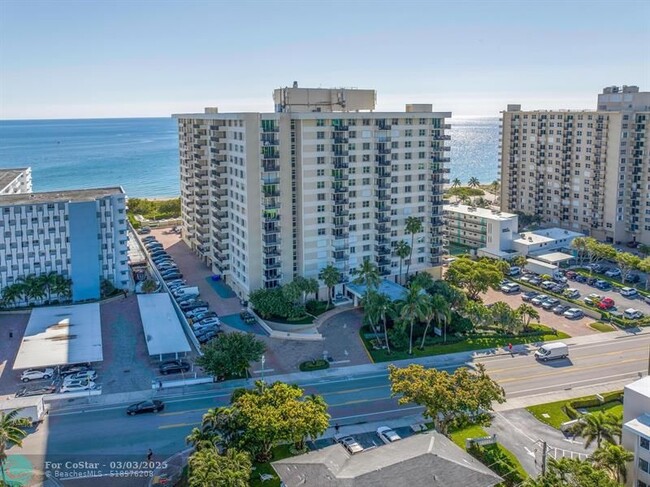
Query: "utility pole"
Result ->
[[261, 354, 266, 387], [541, 440, 548, 476]]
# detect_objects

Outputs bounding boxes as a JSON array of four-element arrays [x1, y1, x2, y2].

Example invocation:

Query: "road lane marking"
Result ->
[[498, 358, 640, 384], [508, 369, 646, 396], [159, 421, 200, 430], [158, 407, 212, 417]]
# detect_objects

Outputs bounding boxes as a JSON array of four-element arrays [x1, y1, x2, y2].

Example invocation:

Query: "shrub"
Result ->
[[299, 359, 330, 372], [564, 392, 623, 420], [305, 300, 329, 315], [468, 444, 526, 486]]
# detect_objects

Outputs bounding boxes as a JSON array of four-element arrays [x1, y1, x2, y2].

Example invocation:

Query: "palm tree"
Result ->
[[570, 412, 620, 448], [363, 290, 394, 354], [0, 409, 31, 484], [458, 194, 472, 205], [186, 427, 220, 451], [398, 284, 428, 355], [489, 180, 500, 195], [517, 303, 540, 329], [404, 216, 423, 279], [591, 442, 633, 483], [188, 446, 251, 487], [394, 241, 411, 285], [1, 284, 22, 308], [468, 177, 481, 188], [52, 275, 72, 301], [474, 197, 490, 208], [319, 265, 341, 306], [410, 271, 434, 293], [38, 271, 59, 303], [419, 294, 451, 349], [353, 260, 380, 290], [451, 177, 461, 188]]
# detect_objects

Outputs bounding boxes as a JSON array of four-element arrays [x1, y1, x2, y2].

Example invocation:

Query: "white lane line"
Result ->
[[508, 369, 645, 396]]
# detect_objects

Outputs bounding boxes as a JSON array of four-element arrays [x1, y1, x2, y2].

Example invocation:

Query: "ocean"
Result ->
[[0, 117, 500, 198]]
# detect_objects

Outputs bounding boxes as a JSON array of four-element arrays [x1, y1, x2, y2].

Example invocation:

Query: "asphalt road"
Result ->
[[13, 332, 650, 483]]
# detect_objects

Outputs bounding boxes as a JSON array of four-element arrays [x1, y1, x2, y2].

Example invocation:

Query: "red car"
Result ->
[[565, 271, 577, 278], [598, 297, 615, 310]]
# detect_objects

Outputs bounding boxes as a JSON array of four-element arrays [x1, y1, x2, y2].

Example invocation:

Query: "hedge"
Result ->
[[468, 444, 526, 486], [299, 359, 330, 372], [564, 391, 623, 420]]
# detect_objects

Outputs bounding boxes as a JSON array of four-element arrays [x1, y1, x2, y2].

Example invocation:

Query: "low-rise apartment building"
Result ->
[[0, 168, 32, 195], [623, 376, 650, 487], [174, 85, 450, 300], [0, 187, 130, 301], [500, 85, 650, 245]]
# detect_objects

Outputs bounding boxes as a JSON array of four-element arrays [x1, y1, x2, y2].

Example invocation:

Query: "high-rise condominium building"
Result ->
[[0, 167, 32, 195], [0, 184, 130, 301], [174, 85, 450, 300], [500, 85, 650, 245]]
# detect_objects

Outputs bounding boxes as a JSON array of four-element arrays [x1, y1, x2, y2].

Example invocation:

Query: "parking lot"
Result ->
[[563, 272, 650, 316]]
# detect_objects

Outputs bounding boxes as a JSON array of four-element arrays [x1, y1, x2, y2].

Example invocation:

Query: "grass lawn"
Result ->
[[526, 393, 623, 429], [363, 327, 570, 362], [589, 321, 616, 332], [249, 444, 294, 487]]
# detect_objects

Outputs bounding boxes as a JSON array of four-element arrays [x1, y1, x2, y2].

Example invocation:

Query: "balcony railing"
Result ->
[[333, 136, 349, 144], [375, 245, 390, 256], [334, 161, 349, 169], [334, 209, 349, 217], [333, 232, 349, 240]]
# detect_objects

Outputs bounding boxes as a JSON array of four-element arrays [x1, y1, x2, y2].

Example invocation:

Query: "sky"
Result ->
[[0, 0, 648, 119]]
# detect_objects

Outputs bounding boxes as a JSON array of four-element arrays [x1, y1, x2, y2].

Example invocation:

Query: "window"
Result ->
[[316, 119, 325, 127], [317, 181, 325, 189], [641, 437, 650, 450], [317, 217, 325, 224], [316, 144, 325, 152], [317, 169, 325, 176], [317, 205, 325, 213], [317, 156, 325, 165], [317, 131, 325, 139], [639, 458, 649, 474], [363, 142, 371, 150], [318, 228, 326, 235]]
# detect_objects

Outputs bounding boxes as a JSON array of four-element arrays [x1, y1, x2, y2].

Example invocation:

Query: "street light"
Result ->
[[261, 355, 266, 386]]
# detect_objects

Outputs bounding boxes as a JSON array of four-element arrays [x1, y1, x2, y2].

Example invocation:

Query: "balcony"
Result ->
[[263, 272, 282, 282], [375, 223, 390, 233], [264, 261, 281, 270], [333, 185, 349, 193], [264, 224, 280, 234], [261, 135, 279, 146], [262, 124, 279, 133], [263, 198, 281, 211], [262, 176, 280, 185], [376, 245, 390, 256], [216, 242, 229, 251], [263, 246, 280, 256], [263, 213, 280, 222], [262, 161, 280, 172], [333, 251, 348, 262], [379, 268, 391, 277], [333, 136, 349, 144], [377, 146, 391, 155], [375, 235, 389, 245], [376, 157, 391, 166], [334, 209, 349, 217], [333, 150, 349, 157], [263, 235, 281, 246], [377, 257, 391, 266], [332, 197, 349, 205], [334, 160, 349, 169], [376, 191, 390, 201], [333, 232, 349, 240], [377, 124, 392, 131], [333, 173, 349, 181], [262, 148, 279, 159], [332, 125, 349, 131]]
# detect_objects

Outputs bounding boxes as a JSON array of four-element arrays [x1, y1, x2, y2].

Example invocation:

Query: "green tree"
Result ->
[[583, 238, 616, 273], [591, 442, 633, 483], [489, 180, 500, 195], [37, 271, 59, 303], [490, 301, 523, 334], [444, 256, 504, 300], [462, 300, 492, 329], [186, 426, 220, 451], [524, 457, 622, 487], [52, 275, 72, 300], [639, 244, 650, 257], [517, 303, 540, 328], [570, 411, 621, 448], [188, 446, 252, 487], [638, 256, 650, 290], [404, 216, 423, 278], [318, 265, 342, 306], [451, 177, 461, 188], [571, 237, 589, 266], [615, 251, 640, 284], [420, 294, 450, 348], [141, 279, 158, 293], [468, 177, 481, 188], [389, 363, 504, 435], [428, 280, 467, 311], [0, 409, 31, 484], [394, 240, 411, 285], [249, 287, 286, 319], [458, 194, 472, 205], [1, 284, 22, 308], [353, 259, 381, 290], [397, 284, 429, 355], [196, 332, 265, 379], [293, 276, 318, 304], [362, 290, 394, 354], [511, 255, 528, 269]]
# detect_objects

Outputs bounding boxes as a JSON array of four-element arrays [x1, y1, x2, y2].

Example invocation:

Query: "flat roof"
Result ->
[[526, 258, 557, 270], [137, 294, 191, 356], [626, 376, 650, 397], [13, 303, 103, 369], [346, 279, 409, 302], [514, 228, 583, 246], [173, 111, 452, 119], [624, 414, 650, 439], [0, 168, 28, 191], [0, 187, 124, 206], [532, 251, 575, 264], [444, 204, 517, 221]]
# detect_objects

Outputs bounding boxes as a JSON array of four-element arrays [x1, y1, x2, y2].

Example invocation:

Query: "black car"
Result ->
[[15, 385, 56, 397], [60, 363, 92, 376], [163, 273, 183, 281], [521, 291, 539, 302], [127, 400, 164, 415], [159, 360, 191, 375], [575, 275, 587, 283], [628, 274, 641, 284], [181, 301, 209, 311], [197, 329, 222, 344], [586, 277, 598, 286]]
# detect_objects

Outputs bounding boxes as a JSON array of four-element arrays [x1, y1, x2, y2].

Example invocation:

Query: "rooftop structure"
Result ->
[[623, 376, 650, 486], [0, 167, 32, 195], [173, 85, 450, 301], [137, 294, 191, 360], [0, 186, 124, 205], [272, 431, 502, 487]]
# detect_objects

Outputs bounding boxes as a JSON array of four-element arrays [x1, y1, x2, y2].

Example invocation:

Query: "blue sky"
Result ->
[[1, 0, 648, 119]]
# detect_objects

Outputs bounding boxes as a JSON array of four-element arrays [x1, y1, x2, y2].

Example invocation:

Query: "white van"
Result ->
[[534, 342, 569, 361], [173, 286, 200, 299], [624, 308, 643, 320]]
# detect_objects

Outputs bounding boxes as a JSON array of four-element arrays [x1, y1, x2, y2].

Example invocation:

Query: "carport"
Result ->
[[137, 293, 191, 361], [13, 303, 103, 370], [531, 251, 575, 267]]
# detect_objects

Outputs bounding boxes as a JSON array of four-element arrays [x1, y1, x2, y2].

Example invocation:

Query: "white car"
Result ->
[[376, 426, 401, 444], [63, 370, 97, 384], [20, 368, 54, 382], [564, 288, 580, 299], [605, 268, 621, 278], [337, 436, 363, 454], [60, 380, 96, 393], [563, 308, 584, 320], [620, 287, 638, 298]]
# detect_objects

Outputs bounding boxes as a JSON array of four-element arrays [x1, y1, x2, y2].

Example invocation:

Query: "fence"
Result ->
[[466, 434, 497, 449]]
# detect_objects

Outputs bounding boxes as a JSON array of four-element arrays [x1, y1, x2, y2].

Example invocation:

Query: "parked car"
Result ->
[[521, 291, 539, 302], [142, 236, 157, 242], [531, 294, 549, 306], [60, 379, 95, 393], [519, 275, 532, 283], [159, 360, 191, 375], [574, 274, 588, 283], [595, 280, 612, 291], [60, 363, 92, 376], [196, 317, 220, 328], [628, 274, 641, 284], [620, 287, 639, 298], [553, 275, 568, 284], [15, 384, 56, 397], [583, 293, 602, 306], [163, 273, 183, 281], [588, 263, 605, 273], [180, 300, 210, 311], [508, 266, 521, 276], [193, 311, 218, 322], [185, 308, 211, 320], [127, 400, 164, 416], [553, 304, 570, 315], [541, 281, 556, 290], [20, 368, 54, 382], [501, 283, 520, 294], [541, 298, 561, 310], [565, 271, 577, 279], [337, 436, 363, 454], [137, 227, 151, 234], [586, 277, 598, 286], [598, 297, 616, 310], [564, 288, 580, 299], [529, 276, 542, 286], [624, 308, 644, 320], [63, 370, 97, 384], [604, 268, 621, 278], [197, 330, 221, 343], [376, 426, 401, 444], [563, 308, 584, 319], [551, 284, 566, 294]]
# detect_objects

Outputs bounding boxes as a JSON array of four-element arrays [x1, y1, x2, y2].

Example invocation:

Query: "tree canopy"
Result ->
[[196, 332, 265, 378], [444, 256, 504, 300], [188, 446, 252, 487]]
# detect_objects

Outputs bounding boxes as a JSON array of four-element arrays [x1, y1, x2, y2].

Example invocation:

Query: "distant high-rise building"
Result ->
[[173, 85, 451, 300], [0, 181, 130, 302], [500, 85, 650, 245]]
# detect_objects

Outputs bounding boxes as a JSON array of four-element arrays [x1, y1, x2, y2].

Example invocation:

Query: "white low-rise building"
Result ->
[[623, 376, 650, 487], [0, 168, 32, 195]]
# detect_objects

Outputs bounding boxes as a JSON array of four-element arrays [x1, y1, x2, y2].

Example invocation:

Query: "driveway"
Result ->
[[482, 288, 598, 337]]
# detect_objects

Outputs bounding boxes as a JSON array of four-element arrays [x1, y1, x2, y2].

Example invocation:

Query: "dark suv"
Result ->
[[159, 360, 191, 375]]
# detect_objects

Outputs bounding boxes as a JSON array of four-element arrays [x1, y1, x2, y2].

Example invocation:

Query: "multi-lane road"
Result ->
[[12, 332, 650, 484]]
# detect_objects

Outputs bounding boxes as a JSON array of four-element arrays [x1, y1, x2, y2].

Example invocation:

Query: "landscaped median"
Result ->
[[360, 324, 570, 362], [526, 391, 623, 430]]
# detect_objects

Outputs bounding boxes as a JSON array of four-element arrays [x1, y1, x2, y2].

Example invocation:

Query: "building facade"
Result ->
[[622, 376, 650, 487], [0, 188, 130, 301], [500, 85, 650, 245], [174, 86, 451, 300], [0, 168, 32, 195]]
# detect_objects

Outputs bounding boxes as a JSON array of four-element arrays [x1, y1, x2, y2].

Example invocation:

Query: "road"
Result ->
[[12, 332, 650, 483]]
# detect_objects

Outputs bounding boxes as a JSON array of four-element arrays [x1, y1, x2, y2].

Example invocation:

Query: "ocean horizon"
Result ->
[[0, 116, 500, 198]]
